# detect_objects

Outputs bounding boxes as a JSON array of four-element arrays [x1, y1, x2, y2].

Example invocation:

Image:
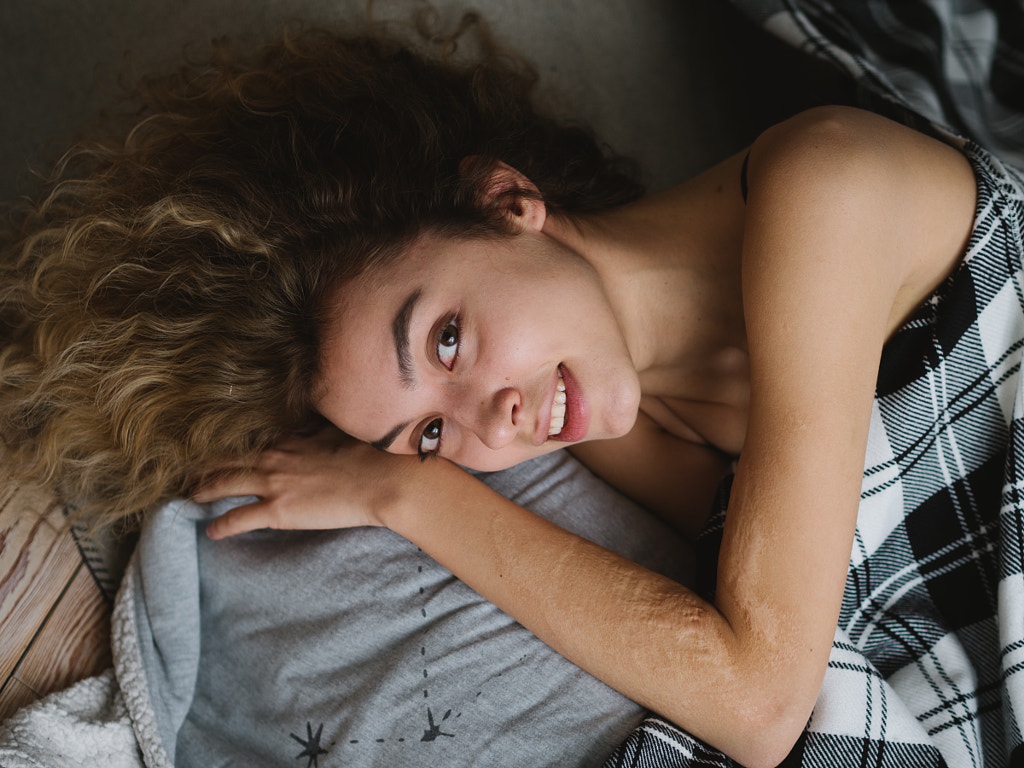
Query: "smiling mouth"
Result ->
[[549, 370, 567, 436]]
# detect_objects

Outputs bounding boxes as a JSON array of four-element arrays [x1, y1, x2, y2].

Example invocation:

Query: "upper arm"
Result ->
[[715, 106, 975, 735]]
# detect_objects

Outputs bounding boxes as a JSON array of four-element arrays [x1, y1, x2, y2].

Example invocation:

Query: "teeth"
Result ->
[[549, 371, 567, 436], [549, 402, 566, 436]]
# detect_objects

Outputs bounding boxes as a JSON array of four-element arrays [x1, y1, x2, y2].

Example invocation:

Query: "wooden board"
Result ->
[[0, 482, 81, 686], [0, 676, 39, 722], [0, 444, 116, 724], [11, 563, 112, 699]]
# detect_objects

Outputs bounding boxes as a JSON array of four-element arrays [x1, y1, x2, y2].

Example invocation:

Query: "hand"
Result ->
[[195, 427, 424, 540]]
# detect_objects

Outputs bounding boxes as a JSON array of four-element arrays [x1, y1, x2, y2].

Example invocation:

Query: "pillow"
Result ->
[[117, 450, 693, 768]]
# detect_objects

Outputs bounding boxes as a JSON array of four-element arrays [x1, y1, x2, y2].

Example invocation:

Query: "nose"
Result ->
[[465, 386, 521, 450]]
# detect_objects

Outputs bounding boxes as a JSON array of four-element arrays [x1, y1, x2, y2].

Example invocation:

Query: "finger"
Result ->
[[188, 455, 254, 486], [205, 499, 278, 540], [192, 472, 263, 504]]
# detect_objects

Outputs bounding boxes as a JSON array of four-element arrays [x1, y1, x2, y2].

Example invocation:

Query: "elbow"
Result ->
[[665, 678, 812, 768], [650, 600, 825, 766], [715, 682, 814, 768], [724, 710, 806, 768]]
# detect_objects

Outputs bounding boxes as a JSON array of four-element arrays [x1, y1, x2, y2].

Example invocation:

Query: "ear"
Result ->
[[460, 157, 547, 232]]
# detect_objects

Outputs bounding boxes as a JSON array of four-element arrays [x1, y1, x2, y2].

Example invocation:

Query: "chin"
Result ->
[[460, 444, 562, 474], [602, 376, 642, 439]]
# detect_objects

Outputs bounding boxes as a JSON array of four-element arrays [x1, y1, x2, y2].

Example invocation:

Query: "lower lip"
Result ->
[[552, 364, 588, 442]]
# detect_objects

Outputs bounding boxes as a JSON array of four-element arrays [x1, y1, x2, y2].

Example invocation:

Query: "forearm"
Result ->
[[200, 434, 828, 765], [384, 461, 812, 765]]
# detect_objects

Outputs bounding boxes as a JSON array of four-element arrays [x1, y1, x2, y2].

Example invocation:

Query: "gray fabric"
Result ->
[[120, 451, 692, 768], [125, 504, 203, 765]]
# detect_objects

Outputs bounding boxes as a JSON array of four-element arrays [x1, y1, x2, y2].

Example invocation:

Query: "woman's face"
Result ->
[[316, 228, 641, 471]]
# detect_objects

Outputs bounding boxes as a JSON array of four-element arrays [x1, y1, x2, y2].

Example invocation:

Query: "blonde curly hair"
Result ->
[[0, 21, 643, 531]]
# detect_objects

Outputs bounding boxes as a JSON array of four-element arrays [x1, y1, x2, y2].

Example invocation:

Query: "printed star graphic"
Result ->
[[290, 722, 329, 768], [420, 707, 455, 742]]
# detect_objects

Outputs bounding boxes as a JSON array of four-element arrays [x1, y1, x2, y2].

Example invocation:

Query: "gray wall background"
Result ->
[[0, 0, 849, 205]]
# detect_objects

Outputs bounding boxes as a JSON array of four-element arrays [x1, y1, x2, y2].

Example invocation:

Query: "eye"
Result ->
[[436, 317, 460, 370], [418, 417, 443, 457]]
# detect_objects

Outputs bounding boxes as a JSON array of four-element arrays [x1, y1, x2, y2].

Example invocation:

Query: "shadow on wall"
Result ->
[[0, 0, 853, 204]]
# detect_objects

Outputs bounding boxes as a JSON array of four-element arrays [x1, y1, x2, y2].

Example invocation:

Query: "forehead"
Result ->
[[315, 312, 390, 443], [323, 234, 439, 330], [313, 247, 431, 440], [325, 229, 501, 326], [319, 265, 403, 366]]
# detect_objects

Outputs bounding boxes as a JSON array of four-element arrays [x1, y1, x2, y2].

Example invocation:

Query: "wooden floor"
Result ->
[[0, 472, 113, 724]]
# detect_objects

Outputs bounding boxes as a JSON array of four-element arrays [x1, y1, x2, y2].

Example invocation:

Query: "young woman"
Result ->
[[1, 24, 1016, 768]]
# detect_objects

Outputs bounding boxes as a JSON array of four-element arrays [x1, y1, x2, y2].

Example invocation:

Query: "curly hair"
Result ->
[[0, 19, 644, 530]]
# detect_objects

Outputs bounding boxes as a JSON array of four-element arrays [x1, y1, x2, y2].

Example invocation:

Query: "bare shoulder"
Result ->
[[752, 104, 970, 175], [749, 105, 976, 232], [731, 107, 976, 519], [745, 105, 976, 338]]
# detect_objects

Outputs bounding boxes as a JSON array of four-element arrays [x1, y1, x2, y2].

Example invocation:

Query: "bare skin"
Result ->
[[197, 106, 977, 767]]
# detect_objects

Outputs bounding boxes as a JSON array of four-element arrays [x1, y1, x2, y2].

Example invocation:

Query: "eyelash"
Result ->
[[417, 314, 461, 458]]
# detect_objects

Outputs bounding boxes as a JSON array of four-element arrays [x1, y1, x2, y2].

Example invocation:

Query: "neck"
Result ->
[[543, 194, 746, 397]]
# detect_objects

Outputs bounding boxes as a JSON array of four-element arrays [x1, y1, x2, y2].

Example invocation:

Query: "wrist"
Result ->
[[377, 457, 469, 534]]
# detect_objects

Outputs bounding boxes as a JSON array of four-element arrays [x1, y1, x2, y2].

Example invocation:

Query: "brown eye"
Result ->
[[419, 417, 443, 455], [437, 319, 459, 370]]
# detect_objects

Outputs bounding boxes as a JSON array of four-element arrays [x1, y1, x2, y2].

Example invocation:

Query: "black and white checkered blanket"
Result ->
[[737, 0, 1024, 170], [605, 2, 1024, 766]]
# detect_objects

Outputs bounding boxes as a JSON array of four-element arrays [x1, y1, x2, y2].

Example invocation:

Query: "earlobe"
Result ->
[[460, 156, 547, 232]]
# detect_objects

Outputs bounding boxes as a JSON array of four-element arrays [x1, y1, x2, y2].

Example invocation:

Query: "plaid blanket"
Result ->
[[740, 0, 1024, 170], [605, 3, 1024, 767]]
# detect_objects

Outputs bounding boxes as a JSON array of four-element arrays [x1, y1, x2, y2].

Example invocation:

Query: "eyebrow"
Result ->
[[370, 288, 422, 452], [393, 288, 422, 388], [371, 420, 410, 452]]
